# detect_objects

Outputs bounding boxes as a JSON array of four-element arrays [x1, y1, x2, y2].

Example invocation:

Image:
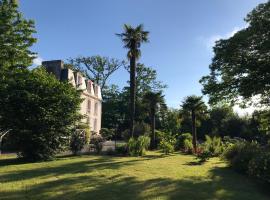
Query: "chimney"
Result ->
[[42, 60, 64, 80]]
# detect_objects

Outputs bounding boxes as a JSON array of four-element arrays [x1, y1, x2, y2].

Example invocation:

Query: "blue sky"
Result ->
[[20, 0, 266, 109]]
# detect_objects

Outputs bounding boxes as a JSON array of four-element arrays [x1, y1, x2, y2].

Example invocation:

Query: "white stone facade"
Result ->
[[42, 60, 102, 133]]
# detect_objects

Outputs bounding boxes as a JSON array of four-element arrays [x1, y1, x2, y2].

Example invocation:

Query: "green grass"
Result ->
[[0, 152, 269, 200]]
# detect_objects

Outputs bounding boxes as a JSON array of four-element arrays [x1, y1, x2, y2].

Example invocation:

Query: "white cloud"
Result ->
[[33, 56, 43, 66], [200, 25, 247, 50]]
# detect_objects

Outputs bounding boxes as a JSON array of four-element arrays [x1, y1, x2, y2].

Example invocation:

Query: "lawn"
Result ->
[[0, 152, 269, 200]]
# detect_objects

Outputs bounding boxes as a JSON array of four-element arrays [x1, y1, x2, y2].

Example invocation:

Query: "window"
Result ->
[[77, 75, 82, 85], [87, 100, 91, 113], [94, 119, 97, 132], [94, 102, 98, 116], [87, 117, 90, 125]]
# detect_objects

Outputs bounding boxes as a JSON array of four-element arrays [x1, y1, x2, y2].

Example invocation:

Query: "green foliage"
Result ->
[[100, 128, 115, 140], [90, 134, 104, 154], [0, 0, 37, 68], [0, 68, 82, 161], [133, 122, 151, 137], [127, 136, 150, 156], [176, 133, 192, 150], [159, 138, 175, 155], [70, 131, 86, 155], [183, 139, 193, 154], [196, 150, 212, 162], [200, 1, 270, 106], [203, 135, 223, 156], [161, 109, 181, 135], [248, 151, 270, 183], [223, 141, 260, 173], [69, 56, 125, 91], [196, 135, 224, 162], [125, 63, 167, 94], [158, 132, 176, 154], [115, 143, 128, 155]]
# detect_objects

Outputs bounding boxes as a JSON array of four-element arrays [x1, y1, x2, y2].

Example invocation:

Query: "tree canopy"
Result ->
[[69, 56, 125, 91], [0, 0, 36, 68], [200, 1, 270, 106], [0, 68, 83, 160]]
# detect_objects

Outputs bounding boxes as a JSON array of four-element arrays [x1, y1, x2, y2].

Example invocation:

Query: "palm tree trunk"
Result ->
[[150, 107, 156, 149], [191, 110, 197, 153], [129, 55, 136, 137]]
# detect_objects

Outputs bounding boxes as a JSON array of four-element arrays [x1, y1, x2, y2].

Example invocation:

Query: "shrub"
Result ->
[[115, 144, 128, 155], [204, 135, 223, 156], [159, 139, 175, 154], [158, 133, 176, 154], [183, 138, 193, 154], [90, 134, 104, 154], [127, 136, 150, 156], [100, 128, 114, 140], [70, 131, 85, 155], [222, 141, 260, 173], [177, 133, 192, 150], [248, 151, 270, 183], [196, 150, 212, 162]]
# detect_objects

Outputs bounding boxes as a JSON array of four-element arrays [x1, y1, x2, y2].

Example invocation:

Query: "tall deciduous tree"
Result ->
[[200, 1, 270, 107], [69, 56, 125, 91], [0, 0, 36, 68], [181, 96, 207, 153], [143, 91, 165, 149], [125, 63, 167, 95], [117, 24, 149, 137]]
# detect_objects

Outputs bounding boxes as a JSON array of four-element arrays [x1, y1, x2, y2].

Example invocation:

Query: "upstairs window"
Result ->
[[87, 100, 91, 113], [94, 119, 97, 132], [94, 102, 98, 116]]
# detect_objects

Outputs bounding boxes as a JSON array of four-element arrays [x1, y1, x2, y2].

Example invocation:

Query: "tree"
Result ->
[[143, 91, 165, 149], [0, 68, 83, 160], [69, 56, 125, 91], [208, 105, 234, 136], [181, 95, 207, 153], [200, 2, 270, 107], [0, 0, 36, 68], [117, 24, 149, 137], [161, 109, 181, 135], [125, 63, 167, 95]]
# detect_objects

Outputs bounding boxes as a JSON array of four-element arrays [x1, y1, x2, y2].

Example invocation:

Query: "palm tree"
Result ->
[[143, 91, 165, 149], [181, 95, 207, 153], [117, 24, 149, 137]]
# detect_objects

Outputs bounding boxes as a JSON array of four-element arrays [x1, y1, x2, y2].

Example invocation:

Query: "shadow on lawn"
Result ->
[[0, 155, 269, 200]]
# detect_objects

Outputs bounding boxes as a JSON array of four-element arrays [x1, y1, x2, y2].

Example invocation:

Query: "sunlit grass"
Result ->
[[0, 151, 268, 200]]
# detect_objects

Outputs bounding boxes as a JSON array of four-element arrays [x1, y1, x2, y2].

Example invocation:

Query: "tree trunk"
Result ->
[[0, 137, 2, 155], [191, 110, 197, 153], [150, 107, 156, 149], [129, 55, 136, 138]]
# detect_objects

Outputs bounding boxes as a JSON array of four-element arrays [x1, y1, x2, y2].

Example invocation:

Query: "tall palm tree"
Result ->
[[181, 95, 207, 153], [143, 91, 165, 149], [117, 24, 149, 137]]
